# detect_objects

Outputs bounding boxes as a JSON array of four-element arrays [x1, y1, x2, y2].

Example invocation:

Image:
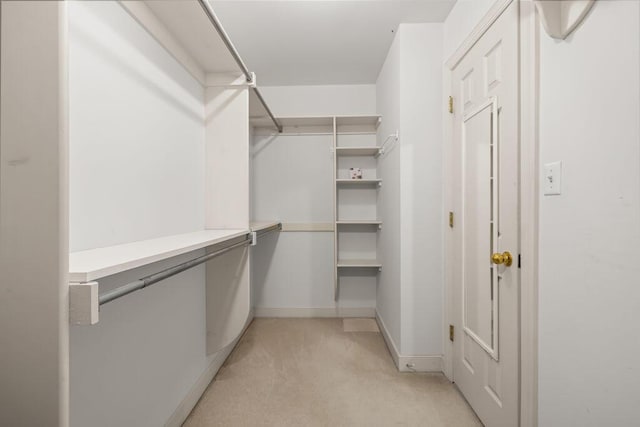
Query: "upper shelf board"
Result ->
[[337, 259, 383, 268], [252, 116, 334, 132], [336, 179, 382, 185], [139, 1, 241, 75], [335, 147, 380, 156], [251, 221, 282, 233], [251, 115, 383, 134], [335, 115, 381, 127], [336, 220, 382, 225], [69, 229, 249, 283], [278, 117, 334, 127]]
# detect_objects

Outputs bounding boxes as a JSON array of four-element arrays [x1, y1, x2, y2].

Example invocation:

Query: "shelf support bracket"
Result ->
[[69, 282, 99, 325]]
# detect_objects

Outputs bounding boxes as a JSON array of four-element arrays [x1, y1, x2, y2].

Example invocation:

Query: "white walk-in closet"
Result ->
[[2, 1, 639, 426]]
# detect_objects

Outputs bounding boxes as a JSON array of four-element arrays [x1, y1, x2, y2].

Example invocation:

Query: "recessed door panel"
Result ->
[[462, 99, 499, 359]]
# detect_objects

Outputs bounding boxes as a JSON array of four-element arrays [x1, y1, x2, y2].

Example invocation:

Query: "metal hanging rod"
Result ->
[[253, 87, 283, 133], [98, 236, 252, 306], [197, 0, 251, 81], [255, 223, 282, 238], [196, 0, 282, 133]]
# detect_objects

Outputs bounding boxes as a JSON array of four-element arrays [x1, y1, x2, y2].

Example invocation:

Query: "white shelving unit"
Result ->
[[333, 115, 382, 299], [251, 113, 383, 301], [65, 0, 285, 351]]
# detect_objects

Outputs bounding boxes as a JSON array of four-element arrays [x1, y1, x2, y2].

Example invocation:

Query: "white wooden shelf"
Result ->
[[69, 229, 249, 283], [337, 259, 382, 268], [121, 1, 240, 81], [336, 220, 382, 226], [336, 179, 382, 186], [335, 147, 380, 156], [250, 221, 281, 233], [252, 115, 334, 132], [252, 115, 381, 134], [277, 116, 333, 127], [335, 115, 382, 128]]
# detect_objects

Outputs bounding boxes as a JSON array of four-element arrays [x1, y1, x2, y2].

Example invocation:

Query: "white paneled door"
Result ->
[[451, 1, 519, 426]]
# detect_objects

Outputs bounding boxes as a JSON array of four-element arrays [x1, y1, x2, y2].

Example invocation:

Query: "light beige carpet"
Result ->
[[184, 318, 481, 427], [342, 318, 380, 332]]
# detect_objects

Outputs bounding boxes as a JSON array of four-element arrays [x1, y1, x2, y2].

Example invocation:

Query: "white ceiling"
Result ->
[[211, 0, 457, 86]]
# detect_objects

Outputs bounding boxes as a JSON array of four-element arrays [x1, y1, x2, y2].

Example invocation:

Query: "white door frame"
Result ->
[[442, 1, 539, 426]]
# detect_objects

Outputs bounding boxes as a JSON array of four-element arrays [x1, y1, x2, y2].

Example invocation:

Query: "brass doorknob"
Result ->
[[491, 251, 513, 267]]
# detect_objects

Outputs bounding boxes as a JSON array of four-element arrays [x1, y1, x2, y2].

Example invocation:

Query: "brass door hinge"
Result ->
[[448, 96, 454, 114], [449, 324, 454, 342], [449, 211, 454, 228]]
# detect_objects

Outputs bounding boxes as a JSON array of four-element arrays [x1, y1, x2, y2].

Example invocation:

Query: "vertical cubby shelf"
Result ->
[[333, 115, 382, 300]]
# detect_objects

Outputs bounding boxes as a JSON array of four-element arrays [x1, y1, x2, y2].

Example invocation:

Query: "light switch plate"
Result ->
[[543, 161, 562, 195]]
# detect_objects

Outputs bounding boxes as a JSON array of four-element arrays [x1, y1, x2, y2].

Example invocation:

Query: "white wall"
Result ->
[[376, 30, 403, 349], [537, 1, 640, 425], [0, 2, 69, 425], [251, 85, 377, 314], [259, 84, 376, 116], [68, 3, 210, 426], [442, 0, 495, 60], [376, 23, 443, 359], [69, 1, 204, 252], [399, 24, 443, 356]]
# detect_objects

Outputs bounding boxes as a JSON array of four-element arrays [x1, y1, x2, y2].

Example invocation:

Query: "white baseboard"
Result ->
[[376, 311, 401, 367], [164, 311, 255, 427], [254, 306, 376, 318], [375, 311, 443, 373]]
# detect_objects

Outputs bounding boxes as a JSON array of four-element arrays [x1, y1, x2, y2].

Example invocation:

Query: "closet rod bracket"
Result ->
[[69, 281, 99, 326], [248, 72, 257, 88]]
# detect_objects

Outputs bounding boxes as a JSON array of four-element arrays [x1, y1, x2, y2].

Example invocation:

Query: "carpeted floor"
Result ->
[[184, 318, 482, 427]]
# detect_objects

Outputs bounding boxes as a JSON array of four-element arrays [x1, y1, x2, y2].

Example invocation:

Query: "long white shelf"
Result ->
[[250, 221, 281, 233], [337, 259, 382, 268], [69, 229, 249, 283], [336, 179, 382, 186], [335, 115, 382, 128], [335, 147, 380, 156], [252, 115, 334, 131], [336, 220, 382, 225]]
